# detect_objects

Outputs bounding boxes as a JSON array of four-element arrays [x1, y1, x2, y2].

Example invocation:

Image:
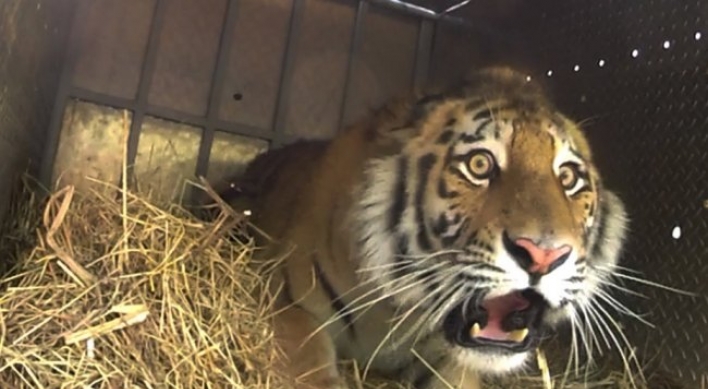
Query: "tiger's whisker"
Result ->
[[609, 272, 697, 296], [587, 299, 644, 389], [593, 289, 654, 328], [326, 261, 459, 337], [408, 282, 473, 345], [362, 280, 446, 379], [593, 277, 648, 299], [578, 301, 608, 354], [338, 259, 446, 304], [356, 249, 459, 273]]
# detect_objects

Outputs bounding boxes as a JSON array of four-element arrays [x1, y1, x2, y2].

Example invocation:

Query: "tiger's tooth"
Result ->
[[470, 323, 481, 338], [508, 328, 529, 342]]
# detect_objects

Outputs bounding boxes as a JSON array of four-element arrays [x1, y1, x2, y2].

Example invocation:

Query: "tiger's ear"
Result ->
[[383, 123, 417, 145], [411, 92, 447, 122], [381, 92, 447, 144], [371, 88, 452, 148]]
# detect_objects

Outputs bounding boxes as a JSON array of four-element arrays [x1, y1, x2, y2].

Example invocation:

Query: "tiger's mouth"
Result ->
[[442, 289, 547, 353]]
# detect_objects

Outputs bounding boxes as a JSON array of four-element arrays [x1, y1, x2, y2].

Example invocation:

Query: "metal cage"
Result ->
[[36, 0, 708, 386]]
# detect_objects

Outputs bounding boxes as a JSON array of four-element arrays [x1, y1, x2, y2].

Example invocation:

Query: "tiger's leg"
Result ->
[[272, 304, 346, 389]]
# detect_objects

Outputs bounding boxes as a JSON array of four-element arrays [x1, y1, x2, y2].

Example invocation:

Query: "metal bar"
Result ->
[[369, 0, 438, 17], [124, 0, 168, 184], [441, 0, 471, 15], [336, 0, 368, 132], [194, 0, 241, 184], [146, 107, 268, 139], [38, 1, 83, 189], [367, 0, 459, 23], [69, 88, 134, 109], [270, 0, 306, 148], [426, 20, 441, 87], [68, 87, 270, 140], [413, 19, 434, 91], [367, 0, 516, 44]]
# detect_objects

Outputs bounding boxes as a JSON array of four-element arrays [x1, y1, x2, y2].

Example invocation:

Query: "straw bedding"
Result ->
[[0, 179, 284, 388], [0, 177, 684, 389]]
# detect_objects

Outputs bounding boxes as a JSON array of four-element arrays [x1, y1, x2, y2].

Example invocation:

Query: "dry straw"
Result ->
[[0, 178, 285, 389]]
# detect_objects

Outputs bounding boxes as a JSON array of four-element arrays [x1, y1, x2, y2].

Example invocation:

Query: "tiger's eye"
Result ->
[[468, 151, 495, 179], [559, 163, 580, 190]]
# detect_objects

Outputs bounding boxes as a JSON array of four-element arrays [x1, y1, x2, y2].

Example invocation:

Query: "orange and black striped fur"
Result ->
[[217, 67, 629, 389]]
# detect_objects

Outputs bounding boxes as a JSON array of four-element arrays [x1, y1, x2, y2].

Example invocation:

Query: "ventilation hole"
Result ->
[[232, 93, 243, 101], [672, 225, 682, 240]]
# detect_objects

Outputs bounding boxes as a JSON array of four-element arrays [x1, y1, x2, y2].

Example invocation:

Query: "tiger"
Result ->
[[213, 66, 629, 389]]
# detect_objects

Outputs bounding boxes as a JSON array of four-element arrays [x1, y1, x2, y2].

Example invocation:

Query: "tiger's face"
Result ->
[[356, 72, 627, 375]]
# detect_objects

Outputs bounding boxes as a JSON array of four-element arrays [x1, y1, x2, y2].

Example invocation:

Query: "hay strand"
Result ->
[[42, 185, 96, 287], [63, 303, 150, 345], [0, 180, 284, 389]]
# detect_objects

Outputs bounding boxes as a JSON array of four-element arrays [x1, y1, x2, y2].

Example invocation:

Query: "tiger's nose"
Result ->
[[502, 232, 572, 275]]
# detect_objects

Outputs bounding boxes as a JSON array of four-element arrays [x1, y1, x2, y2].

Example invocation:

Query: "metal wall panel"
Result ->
[[0, 0, 74, 226], [217, 0, 293, 131], [148, 0, 228, 116], [511, 1, 708, 386], [342, 4, 419, 127], [39, 0, 439, 202], [284, 0, 356, 139], [71, 0, 155, 100]]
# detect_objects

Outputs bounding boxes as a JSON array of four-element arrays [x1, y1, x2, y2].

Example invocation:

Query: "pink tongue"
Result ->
[[478, 292, 530, 341]]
